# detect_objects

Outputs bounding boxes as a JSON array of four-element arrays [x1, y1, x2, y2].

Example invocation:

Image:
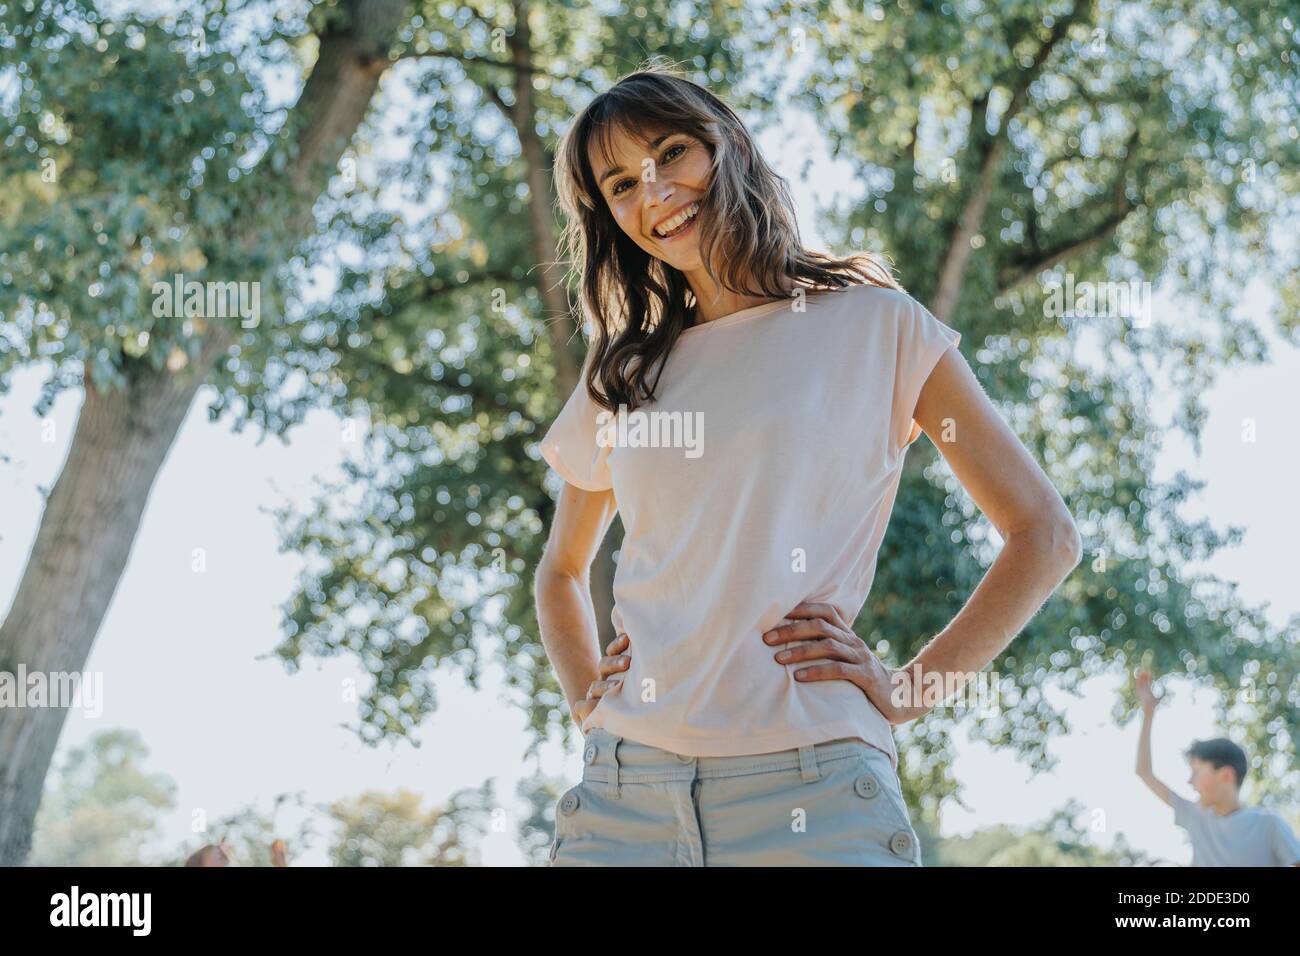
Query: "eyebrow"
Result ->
[[597, 132, 673, 187]]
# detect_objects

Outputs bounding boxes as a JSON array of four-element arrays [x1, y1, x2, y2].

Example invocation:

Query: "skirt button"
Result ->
[[854, 772, 880, 798], [559, 791, 581, 815], [889, 830, 913, 857]]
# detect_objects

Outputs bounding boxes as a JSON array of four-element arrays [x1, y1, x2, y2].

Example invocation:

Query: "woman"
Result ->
[[534, 66, 1082, 866]]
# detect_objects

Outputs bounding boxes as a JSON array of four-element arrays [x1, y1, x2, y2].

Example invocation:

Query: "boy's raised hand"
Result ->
[[1136, 669, 1159, 713], [1134, 669, 1172, 806]]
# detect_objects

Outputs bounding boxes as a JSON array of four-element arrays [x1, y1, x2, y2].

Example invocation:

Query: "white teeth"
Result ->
[[655, 202, 699, 237]]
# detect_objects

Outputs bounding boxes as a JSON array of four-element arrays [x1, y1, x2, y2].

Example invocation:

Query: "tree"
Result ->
[[28, 729, 176, 866], [326, 783, 493, 866], [0, 0, 414, 865], [930, 802, 1160, 866], [515, 774, 569, 866]]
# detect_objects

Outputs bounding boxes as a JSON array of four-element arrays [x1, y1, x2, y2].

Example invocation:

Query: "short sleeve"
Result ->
[[1270, 814, 1300, 866], [889, 296, 962, 454], [539, 377, 615, 492], [1169, 791, 1196, 830]]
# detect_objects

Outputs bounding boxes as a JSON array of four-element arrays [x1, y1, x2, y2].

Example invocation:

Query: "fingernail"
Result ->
[[776, 651, 790, 662]]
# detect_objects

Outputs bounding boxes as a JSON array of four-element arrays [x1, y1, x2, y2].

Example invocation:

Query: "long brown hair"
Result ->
[[553, 62, 903, 412]]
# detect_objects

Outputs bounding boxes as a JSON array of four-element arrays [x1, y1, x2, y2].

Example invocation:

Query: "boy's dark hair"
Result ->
[[1185, 738, 1248, 789]]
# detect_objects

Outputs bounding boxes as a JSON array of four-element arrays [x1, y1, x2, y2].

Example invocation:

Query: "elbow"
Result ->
[[535, 547, 587, 590], [1049, 512, 1083, 575], [1050, 520, 1081, 572], [1003, 515, 1086, 574], [534, 553, 563, 594]]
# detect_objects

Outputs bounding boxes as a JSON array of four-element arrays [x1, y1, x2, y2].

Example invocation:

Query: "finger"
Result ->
[[792, 662, 852, 683], [786, 601, 850, 631], [598, 653, 631, 679], [605, 633, 630, 655], [773, 638, 856, 666], [587, 677, 624, 698], [762, 618, 836, 646]]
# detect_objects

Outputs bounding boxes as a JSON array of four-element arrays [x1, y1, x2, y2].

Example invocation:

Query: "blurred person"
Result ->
[[184, 841, 234, 867], [1136, 669, 1300, 866]]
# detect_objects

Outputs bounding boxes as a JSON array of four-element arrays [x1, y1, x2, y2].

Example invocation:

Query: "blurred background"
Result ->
[[1, 0, 1297, 865]]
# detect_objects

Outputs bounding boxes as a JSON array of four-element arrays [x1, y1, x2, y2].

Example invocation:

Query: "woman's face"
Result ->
[[587, 126, 712, 274]]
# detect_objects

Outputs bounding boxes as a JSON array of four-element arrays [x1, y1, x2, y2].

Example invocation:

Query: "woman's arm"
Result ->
[[534, 480, 620, 726], [895, 345, 1083, 713]]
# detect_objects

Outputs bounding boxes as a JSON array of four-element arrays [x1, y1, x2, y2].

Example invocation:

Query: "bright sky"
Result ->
[[3, 12, 1297, 867]]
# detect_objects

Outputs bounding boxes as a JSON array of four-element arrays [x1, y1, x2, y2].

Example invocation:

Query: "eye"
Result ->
[[662, 142, 687, 162], [611, 177, 636, 197]]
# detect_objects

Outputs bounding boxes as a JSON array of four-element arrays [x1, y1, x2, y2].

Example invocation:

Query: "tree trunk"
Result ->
[[501, 1, 618, 647], [0, 366, 206, 866], [931, 136, 1002, 323], [0, 0, 411, 865]]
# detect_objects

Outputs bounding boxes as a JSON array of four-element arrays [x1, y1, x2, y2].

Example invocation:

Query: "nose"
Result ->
[[644, 178, 674, 210]]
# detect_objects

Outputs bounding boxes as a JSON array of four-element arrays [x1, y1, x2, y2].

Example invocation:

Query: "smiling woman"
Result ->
[[534, 64, 1082, 868], [552, 69, 903, 411]]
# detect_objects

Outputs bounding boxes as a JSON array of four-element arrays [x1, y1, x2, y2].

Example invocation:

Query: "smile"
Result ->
[[653, 202, 700, 239]]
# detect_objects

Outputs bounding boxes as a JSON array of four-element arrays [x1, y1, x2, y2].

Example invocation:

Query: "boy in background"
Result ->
[[1136, 669, 1300, 866]]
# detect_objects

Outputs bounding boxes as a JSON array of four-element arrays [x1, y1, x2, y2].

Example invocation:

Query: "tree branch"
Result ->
[[931, 0, 1095, 321], [281, 0, 412, 234], [996, 205, 1135, 296], [997, 124, 1141, 295], [389, 45, 590, 91]]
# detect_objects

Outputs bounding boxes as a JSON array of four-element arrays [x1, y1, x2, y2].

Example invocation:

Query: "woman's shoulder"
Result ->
[[837, 281, 917, 308], [807, 282, 923, 331]]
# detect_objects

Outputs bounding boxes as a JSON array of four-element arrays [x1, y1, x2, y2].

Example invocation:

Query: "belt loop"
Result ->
[[797, 743, 820, 783]]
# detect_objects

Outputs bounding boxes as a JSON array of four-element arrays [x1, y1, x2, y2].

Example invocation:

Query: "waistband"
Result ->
[[578, 726, 880, 795]]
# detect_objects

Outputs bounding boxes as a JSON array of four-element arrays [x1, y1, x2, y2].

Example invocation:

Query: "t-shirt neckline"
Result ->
[[680, 296, 794, 336]]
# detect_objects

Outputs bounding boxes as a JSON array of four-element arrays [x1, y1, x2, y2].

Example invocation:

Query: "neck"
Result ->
[[685, 268, 795, 324], [1207, 794, 1242, 815]]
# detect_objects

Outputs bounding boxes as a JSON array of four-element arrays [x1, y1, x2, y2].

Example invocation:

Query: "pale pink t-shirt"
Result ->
[[539, 283, 962, 765]]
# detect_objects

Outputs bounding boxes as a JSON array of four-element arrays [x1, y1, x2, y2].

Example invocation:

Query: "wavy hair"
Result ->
[[553, 63, 903, 412]]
